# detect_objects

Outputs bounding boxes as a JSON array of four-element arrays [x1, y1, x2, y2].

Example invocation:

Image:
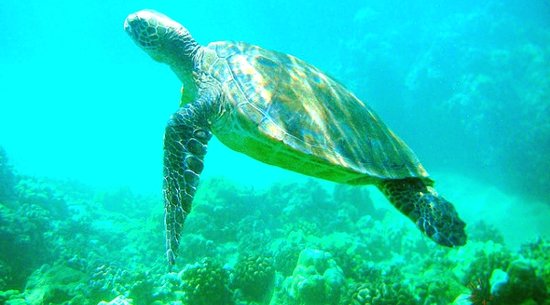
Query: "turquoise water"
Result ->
[[0, 0, 364, 191], [1, 0, 549, 304]]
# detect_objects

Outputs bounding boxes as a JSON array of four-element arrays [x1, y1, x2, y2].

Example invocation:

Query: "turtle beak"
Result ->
[[123, 13, 139, 39], [123, 16, 131, 33]]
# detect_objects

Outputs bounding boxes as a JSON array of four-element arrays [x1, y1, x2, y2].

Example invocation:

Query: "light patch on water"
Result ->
[[432, 172, 550, 249]]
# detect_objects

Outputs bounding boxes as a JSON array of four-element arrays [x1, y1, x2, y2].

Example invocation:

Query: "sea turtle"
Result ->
[[124, 10, 467, 265]]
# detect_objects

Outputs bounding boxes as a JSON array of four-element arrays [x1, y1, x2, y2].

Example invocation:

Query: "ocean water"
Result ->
[[0, 0, 549, 304]]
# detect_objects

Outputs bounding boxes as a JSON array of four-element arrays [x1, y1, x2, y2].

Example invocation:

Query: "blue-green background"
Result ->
[[0, 0, 369, 191], [1, 0, 549, 195], [1, 0, 550, 304], [2, 0, 550, 197]]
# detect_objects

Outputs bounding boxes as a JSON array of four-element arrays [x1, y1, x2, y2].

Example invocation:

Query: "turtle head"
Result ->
[[125, 10, 201, 103], [124, 10, 199, 66]]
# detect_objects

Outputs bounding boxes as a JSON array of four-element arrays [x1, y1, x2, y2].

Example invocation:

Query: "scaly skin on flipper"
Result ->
[[378, 178, 466, 246], [163, 102, 212, 265]]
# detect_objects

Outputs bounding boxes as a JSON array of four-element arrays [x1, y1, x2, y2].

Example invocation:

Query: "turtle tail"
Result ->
[[378, 178, 467, 247]]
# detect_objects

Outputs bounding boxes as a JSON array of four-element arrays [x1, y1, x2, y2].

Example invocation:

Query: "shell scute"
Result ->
[[206, 41, 429, 183]]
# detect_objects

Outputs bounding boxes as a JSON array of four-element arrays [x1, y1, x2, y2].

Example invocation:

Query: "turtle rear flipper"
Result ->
[[379, 178, 467, 247]]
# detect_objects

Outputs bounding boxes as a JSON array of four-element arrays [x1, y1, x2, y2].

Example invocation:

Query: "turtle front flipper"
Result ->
[[378, 178, 467, 247], [163, 102, 212, 265]]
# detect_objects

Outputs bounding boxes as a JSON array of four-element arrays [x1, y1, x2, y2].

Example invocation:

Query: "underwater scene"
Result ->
[[1, 0, 549, 304]]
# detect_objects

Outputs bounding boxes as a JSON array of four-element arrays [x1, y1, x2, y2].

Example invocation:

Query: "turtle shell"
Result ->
[[203, 41, 430, 185]]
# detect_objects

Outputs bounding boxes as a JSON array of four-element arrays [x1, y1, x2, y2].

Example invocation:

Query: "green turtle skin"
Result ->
[[124, 10, 467, 265]]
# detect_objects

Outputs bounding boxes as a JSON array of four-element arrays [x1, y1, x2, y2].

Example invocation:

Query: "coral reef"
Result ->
[[233, 254, 275, 302], [0, 260, 11, 291], [521, 237, 550, 289], [459, 241, 514, 286], [0, 290, 26, 305], [0, 195, 57, 289], [468, 276, 493, 305], [98, 296, 134, 305], [491, 260, 548, 305], [14, 177, 68, 218], [271, 238, 303, 277], [179, 257, 233, 305], [279, 249, 345, 305], [0, 146, 548, 305], [331, 0, 550, 201], [349, 280, 418, 305], [0, 146, 16, 201], [24, 264, 88, 305]]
